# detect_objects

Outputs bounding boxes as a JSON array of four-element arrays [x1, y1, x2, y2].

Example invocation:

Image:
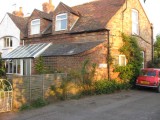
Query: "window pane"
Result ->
[[56, 20, 61, 31], [56, 14, 67, 31], [61, 19, 67, 29], [132, 9, 139, 35], [17, 59, 20, 74], [31, 20, 40, 25], [57, 14, 67, 19], [119, 56, 126, 66], [7, 38, 10, 47], [23, 60, 26, 75], [113, 56, 119, 65], [31, 25, 40, 34], [31, 19, 40, 35], [13, 60, 16, 73], [26, 59, 31, 75], [9, 61, 13, 73]]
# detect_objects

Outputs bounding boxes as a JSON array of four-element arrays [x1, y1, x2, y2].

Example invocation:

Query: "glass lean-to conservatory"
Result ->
[[3, 43, 51, 75]]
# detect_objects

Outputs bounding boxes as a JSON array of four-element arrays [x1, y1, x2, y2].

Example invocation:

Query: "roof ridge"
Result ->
[[60, 2, 80, 16]]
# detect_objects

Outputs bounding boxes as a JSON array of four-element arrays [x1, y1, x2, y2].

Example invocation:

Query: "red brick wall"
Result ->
[[32, 43, 109, 80]]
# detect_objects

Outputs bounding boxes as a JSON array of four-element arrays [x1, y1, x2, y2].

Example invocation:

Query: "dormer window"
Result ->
[[31, 19, 40, 35], [4, 37, 12, 48], [55, 13, 67, 31]]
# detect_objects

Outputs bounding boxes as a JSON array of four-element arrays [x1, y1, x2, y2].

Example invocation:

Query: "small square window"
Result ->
[[113, 55, 126, 66], [4, 37, 12, 48]]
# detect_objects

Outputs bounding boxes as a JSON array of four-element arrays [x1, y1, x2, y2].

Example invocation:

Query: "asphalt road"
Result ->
[[1, 89, 160, 120]]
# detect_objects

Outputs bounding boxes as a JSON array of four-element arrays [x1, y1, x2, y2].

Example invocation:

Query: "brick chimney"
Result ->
[[12, 7, 24, 17], [49, 0, 52, 5], [42, 0, 54, 13]]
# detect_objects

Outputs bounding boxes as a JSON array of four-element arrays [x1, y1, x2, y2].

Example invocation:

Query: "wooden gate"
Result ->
[[0, 79, 13, 112]]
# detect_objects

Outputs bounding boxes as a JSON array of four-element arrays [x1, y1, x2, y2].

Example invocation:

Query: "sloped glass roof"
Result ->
[[3, 43, 51, 59]]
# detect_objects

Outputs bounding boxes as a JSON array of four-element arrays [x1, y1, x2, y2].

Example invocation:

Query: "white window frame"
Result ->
[[55, 13, 68, 31], [132, 9, 139, 35], [141, 51, 145, 68], [119, 55, 126, 66], [31, 19, 40, 35], [4, 37, 12, 48], [6, 59, 31, 75]]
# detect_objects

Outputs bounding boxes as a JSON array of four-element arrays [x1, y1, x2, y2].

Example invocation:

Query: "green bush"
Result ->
[[94, 80, 131, 95], [115, 34, 143, 86], [31, 98, 48, 108], [19, 103, 31, 111], [95, 80, 116, 94]]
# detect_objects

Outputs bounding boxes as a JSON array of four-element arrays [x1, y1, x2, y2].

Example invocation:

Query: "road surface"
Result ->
[[0, 89, 160, 120]]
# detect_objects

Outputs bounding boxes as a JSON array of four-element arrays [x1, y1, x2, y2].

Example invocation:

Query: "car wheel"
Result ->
[[157, 85, 160, 93]]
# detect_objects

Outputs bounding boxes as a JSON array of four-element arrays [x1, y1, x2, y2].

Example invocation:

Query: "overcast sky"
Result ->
[[0, 0, 160, 39]]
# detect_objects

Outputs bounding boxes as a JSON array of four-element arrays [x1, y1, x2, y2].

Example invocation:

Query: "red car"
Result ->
[[136, 68, 160, 92]]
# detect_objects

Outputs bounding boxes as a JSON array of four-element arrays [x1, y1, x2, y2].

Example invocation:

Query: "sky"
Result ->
[[0, 0, 160, 39]]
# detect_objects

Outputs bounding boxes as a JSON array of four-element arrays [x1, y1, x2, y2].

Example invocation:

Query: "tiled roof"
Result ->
[[8, 13, 29, 36], [42, 23, 52, 35], [70, 0, 125, 33], [33, 9, 53, 20], [8, 0, 125, 36], [60, 2, 80, 16], [41, 40, 104, 56]]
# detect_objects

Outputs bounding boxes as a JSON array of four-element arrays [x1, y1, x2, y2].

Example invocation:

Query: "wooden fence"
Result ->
[[11, 73, 67, 109]]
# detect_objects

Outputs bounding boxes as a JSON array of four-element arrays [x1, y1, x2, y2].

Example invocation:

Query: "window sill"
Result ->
[[55, 29, 67, 32], [6, 73, 22, 75], [2, 47, 13, 50]]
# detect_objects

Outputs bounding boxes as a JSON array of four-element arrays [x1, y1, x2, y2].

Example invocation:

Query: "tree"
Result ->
[[0, 53, 5, 78], [35, 56, 46, 74], [154, 35, 160, 59]]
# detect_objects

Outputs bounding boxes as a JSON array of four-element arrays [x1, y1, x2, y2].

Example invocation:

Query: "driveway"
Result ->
[[1, 89, 160, 120]]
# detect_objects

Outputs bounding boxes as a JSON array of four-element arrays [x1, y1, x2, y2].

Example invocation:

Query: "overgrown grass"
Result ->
[[19, 98, 48, 111]]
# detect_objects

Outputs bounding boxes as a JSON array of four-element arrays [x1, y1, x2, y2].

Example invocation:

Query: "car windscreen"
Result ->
[[141, 70, 156, 76]]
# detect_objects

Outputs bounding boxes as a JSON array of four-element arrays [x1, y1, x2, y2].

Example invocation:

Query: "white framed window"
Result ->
[[132, 9, 139, 35], [114, 55, 126, 66], [6, 59, 31, 75], [4, 37, 12, 48], [31, 19, 40, 35], [141, 51, 145, 68], [55, 13, 67, 31], [6, 60, 13, 73]]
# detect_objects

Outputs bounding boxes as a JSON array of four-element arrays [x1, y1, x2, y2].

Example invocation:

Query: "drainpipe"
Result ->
[[151, 23, 154, 62], [107, 30, 110, 80]]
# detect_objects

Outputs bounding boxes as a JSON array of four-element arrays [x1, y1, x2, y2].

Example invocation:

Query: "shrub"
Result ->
[[19, 103, 31, 111], [95, 80, 116, 94], [94, 80, 131, 95], [115, 34, 143, 86], [31, 98, 48, 108]]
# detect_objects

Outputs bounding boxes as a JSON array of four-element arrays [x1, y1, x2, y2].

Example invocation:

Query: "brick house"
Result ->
[[3, 0, 153, 79]]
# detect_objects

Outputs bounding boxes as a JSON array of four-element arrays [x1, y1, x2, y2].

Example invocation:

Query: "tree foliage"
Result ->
[[35, 56, 46, 74], [148, 35, 160, 68], [154, 35, 160, 59], [0, 53, 5, 78], [115, 34, 143, 85]]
